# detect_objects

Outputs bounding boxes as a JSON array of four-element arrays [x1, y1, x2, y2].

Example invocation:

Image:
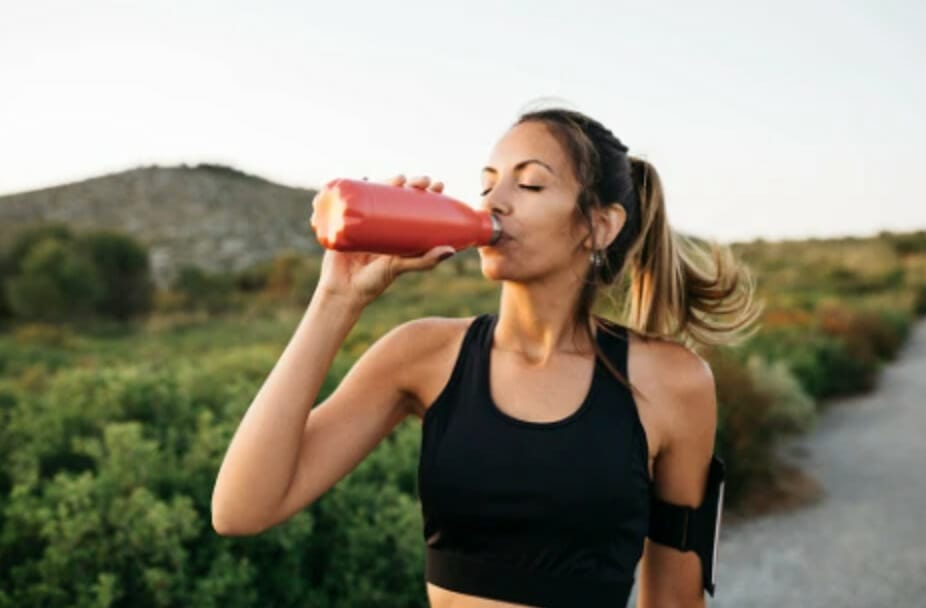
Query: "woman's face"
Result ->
[[477, 120, 589, 281]]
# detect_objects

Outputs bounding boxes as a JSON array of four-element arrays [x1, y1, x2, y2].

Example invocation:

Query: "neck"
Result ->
[[495, 281, 597, 368]]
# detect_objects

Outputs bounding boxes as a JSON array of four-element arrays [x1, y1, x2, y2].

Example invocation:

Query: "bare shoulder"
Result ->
[[642, 333, 714, 409], [625, 330, 716, 453], [396, 314, 478, 420]]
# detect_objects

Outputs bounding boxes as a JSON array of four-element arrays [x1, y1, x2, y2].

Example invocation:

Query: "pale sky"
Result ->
[[1, 0, 924, 242]]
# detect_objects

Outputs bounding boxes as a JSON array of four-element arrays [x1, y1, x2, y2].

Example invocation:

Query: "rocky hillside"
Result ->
[[0, 164, 321, 288]]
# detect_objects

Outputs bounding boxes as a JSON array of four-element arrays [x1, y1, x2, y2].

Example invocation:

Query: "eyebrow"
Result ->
[[481, 159, 556, 176]]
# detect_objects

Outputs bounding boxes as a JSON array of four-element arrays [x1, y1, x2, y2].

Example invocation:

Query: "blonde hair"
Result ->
[[623, 155, 763, 350]]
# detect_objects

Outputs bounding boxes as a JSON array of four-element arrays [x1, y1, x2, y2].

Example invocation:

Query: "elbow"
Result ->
[[211, 501, 268, 537], [212, 513, 264, 537], [211, 516, 246, 537], [211, 478, 265, 536]]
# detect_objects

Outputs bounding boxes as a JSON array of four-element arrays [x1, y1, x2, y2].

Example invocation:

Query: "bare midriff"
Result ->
[[426, 582, 541, 608]]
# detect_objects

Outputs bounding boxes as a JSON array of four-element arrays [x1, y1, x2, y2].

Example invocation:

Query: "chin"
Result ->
[[478, 255, 510, 281]]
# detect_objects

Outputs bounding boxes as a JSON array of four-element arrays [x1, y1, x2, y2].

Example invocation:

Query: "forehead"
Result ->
[[487, 121, 569, 172]]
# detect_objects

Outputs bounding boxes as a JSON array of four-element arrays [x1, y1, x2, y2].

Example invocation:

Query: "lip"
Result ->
[[494, 234, 514, 246]]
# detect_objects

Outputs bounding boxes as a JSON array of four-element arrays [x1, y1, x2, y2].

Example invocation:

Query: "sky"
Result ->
[[1, 0, 924, 242]]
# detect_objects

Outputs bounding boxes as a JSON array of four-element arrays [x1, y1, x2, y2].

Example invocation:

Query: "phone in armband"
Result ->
[[646, 454, 726, 596]]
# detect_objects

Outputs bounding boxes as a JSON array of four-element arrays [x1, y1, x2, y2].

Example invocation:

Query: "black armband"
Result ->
[[646, 454, 726, 596]]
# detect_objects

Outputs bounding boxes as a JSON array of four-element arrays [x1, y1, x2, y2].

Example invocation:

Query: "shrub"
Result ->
[[263, 251, 304, 299], [5, 237, 104, 322], [745, 354, 817, 436], [291, 256, 323, 306], [233, 260, 273, 293], [855, 309, 911, 361], [0, 223, 76, 320], [708, 349, 777, 505], [787, 332, 876, 398], [78, 231, 155, 320], [3, 223, 75, 270], [12, 323, 77, 348], [740, 303, 912, 400], [0, 352, 425, 607], [1, 225, 155, 323], [171, 266, 236, 315]]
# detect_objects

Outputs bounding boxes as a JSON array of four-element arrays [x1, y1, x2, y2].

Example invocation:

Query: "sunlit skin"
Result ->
[[410, 121, 714, 608], [476, 120, 625, 365], [426, 121, 630, 608]]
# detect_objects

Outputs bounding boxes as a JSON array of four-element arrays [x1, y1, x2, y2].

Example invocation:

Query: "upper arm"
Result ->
[[637, 347, 717, 608], [262, 316, 443, 531]]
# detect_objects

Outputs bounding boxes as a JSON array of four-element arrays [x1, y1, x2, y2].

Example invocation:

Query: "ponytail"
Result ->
[[625, 156, 763, 349]]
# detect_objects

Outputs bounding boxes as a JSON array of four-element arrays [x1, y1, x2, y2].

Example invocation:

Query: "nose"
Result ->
[[480, 186, 510, 218]]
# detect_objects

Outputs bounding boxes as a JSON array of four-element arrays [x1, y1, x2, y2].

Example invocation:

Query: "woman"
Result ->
[[211, 106, 762, 607]]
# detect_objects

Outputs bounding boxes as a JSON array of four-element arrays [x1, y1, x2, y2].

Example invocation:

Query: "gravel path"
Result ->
[[628, 319, 926, 607]]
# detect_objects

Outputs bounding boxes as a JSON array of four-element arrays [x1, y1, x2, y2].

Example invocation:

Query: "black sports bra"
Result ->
[[416, 312, 651, 607]]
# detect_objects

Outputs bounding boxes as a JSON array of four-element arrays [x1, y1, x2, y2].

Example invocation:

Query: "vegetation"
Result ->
[[0, 224, 924, 606], [0, 224, 154, 324]]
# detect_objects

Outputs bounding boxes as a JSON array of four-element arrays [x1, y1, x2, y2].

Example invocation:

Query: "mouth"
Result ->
[[494, 234, 514, 246]]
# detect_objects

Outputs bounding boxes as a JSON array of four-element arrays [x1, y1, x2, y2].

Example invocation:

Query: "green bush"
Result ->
[[3, 424, 201, 607], [735, 303, 913, 400], [233, 260, 273, 293], [171, 266, 236, 315], [1, 225, 154, 324], [794, 332, 877, 397], [263, 251, 303, 298], [0, 348, 428, 607], [884, 230, 926, 256], [291, 257, 322, 306], [857, 309, 911, 361], [708, 349, 777, 504], [3, 223, 75, 270], [0, 224, 76, 320], [5, 237, 104, 322], [706, 347, 818, 504], [79, 230, 155, 320], [745, 354, 817, 436]]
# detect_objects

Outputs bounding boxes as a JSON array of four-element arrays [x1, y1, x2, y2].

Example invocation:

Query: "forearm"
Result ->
[[210, 290, 365, 533]]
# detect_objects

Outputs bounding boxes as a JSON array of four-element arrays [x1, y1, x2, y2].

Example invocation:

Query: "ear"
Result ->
[[584, 204, 627, 251]]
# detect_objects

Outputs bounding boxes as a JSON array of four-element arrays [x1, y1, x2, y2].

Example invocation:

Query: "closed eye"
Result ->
[[480, 185, 544, 196]]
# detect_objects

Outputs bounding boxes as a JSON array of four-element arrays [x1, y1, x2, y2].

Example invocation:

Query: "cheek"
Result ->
[[534, 211, 583, 246], [522, 201, 574, 234]]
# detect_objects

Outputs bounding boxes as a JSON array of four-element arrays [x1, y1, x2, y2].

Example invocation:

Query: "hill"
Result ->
[[0, 164, 320, 287]]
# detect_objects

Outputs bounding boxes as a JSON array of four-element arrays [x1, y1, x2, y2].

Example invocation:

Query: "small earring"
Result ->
[[590, 250, 603, 267]]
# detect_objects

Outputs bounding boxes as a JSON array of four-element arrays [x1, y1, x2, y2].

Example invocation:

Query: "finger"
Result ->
[[393, 246, 455, 274], [387, 174, 406, 187], [429, 181, 444, 193], [408, 175, 431, 190]]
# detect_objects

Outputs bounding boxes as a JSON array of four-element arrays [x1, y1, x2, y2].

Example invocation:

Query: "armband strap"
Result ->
[[647, 454, 726, 596]]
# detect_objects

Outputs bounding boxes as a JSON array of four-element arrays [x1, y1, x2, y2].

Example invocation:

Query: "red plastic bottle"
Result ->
[[310, 178, 502, 256]]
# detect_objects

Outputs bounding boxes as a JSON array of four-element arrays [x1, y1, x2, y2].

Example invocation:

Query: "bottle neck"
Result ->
[[489, 214, 503, 244]]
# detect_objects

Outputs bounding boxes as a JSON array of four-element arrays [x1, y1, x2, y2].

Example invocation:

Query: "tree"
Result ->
[[79, 231, 154, 320], [5, 237, 104, 322]]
